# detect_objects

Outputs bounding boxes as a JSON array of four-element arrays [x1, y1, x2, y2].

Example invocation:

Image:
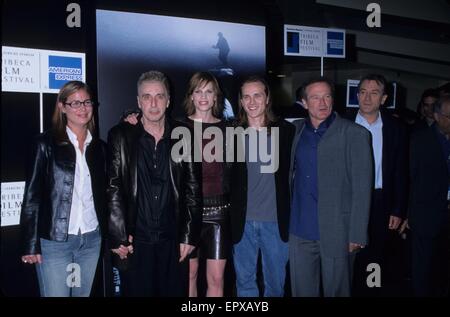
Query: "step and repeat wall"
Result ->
[[1, 45, 86, 296], [1, 1, 266, 297]]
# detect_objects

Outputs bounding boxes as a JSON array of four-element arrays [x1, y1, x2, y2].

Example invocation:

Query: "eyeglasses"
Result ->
[[64, 99, 95, 109]]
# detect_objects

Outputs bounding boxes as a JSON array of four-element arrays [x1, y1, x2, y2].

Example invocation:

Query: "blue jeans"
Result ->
[[36, 227, 101, 297], [233, 221, 288, 297]]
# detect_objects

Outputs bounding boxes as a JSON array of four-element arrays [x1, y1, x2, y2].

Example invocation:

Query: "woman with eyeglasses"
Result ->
[[20, 81, 108, 297]]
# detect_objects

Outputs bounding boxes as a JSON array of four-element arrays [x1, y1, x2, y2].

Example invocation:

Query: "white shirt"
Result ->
[[66, 127, 99, 235], [355, 111, 383, 189]]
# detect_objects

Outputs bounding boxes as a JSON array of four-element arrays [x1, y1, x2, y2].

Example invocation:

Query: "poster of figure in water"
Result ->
[[96, 9, 266, 139]]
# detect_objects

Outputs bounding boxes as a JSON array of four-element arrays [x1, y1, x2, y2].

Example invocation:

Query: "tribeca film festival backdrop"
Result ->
[[3, 0, 449, 298], [1, 1, 265, 296]]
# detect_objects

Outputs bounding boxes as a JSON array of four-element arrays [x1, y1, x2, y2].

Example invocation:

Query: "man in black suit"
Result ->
[[350, 74, 409, 296], [401, 96, 450, 296], [413, 88, 439, 131]]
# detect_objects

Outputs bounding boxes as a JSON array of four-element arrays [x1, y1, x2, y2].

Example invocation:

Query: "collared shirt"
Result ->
[[66, 126, 99, 235], [290, 113, 335, 241], [355, 111, 383, 189], [135, 121, 175, 243]]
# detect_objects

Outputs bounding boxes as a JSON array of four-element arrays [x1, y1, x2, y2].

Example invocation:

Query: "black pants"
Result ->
[[353, 190, 394, 296], [121, 239, 188, 297], [411, 229, 448, 297]]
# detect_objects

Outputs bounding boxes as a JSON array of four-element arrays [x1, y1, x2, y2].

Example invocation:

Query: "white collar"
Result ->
[[66, 126, 92, 146], [356, 110, 382, 127]]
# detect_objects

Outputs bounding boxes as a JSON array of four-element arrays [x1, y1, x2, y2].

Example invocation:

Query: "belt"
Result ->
[[202, 203, 230, 217], [203, 194, 229, 208], [203, 203, 230, 212], [202, 194, 230, 217]]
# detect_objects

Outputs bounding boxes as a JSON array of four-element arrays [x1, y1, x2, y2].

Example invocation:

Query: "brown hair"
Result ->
[[184, 72, 223, 119], [300, 77, 335, 101], [237, 76, 276, 127], [52, 81, 95, 141]]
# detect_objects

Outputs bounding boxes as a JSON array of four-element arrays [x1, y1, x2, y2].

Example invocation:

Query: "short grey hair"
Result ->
[[137, 70, 170, 97]]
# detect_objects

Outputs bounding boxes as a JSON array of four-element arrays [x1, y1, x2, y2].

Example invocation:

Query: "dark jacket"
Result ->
[[346, 110, 409, 218], [20, 129, 108, 255], [106, 119, 202, 249], [229, 119, 295, 243], [409, 125, 449, 237]]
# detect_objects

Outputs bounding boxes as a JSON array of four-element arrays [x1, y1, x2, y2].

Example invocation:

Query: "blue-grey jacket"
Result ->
[[289, 114, 374, 257]]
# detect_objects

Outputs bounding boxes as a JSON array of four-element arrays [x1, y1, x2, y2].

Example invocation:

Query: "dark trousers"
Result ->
[[353, 189, 394, 296], [411, 229, 448, 297], [121, 239, 188, 297]]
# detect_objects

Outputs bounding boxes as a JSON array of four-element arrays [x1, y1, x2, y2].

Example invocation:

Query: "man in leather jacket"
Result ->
[[107, 70, 202, 296]]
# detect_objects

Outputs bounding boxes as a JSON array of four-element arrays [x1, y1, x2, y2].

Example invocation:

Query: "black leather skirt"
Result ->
[[190, 194, 230, 260]]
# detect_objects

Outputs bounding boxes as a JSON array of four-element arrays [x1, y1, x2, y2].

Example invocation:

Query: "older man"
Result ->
[[289, 77, 373, 297], [107, 70, 202, 296], [349, 74, 408, 296]]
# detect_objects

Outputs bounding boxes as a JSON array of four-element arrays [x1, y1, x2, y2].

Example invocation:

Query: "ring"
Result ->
[[23, 260, 27, 263]]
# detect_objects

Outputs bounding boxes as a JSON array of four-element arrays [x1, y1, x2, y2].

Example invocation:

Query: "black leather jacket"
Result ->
[[106, 119, 202, 249], [20, 130, 108, 255]]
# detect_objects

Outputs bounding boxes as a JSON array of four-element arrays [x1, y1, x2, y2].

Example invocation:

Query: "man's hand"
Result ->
[[398, 219, 409, 234], [389, 215, 402, 230], [349, 243, 364, 253], [124, 113, 139, 125], [179, 243, 195, 262], [21, 254, 42, 264], [112, 235, 134, 260]]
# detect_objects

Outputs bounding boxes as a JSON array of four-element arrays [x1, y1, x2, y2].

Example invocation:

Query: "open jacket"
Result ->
[[106, 119, 202, 249], [346, 110, 408, 218], [289, 114, 373, 257], [20, 129, 108, 255], [229, 119, 296, 243]]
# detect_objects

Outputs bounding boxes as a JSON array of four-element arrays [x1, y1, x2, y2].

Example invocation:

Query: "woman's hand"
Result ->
[[21, 254, 42, 264]]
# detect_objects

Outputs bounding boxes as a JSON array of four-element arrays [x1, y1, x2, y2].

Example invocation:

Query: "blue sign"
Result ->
[[286, 31, 300, 53], [326, 31, 345, 57], [48, 56, 83, 89], [284, 25, 345, 58]]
